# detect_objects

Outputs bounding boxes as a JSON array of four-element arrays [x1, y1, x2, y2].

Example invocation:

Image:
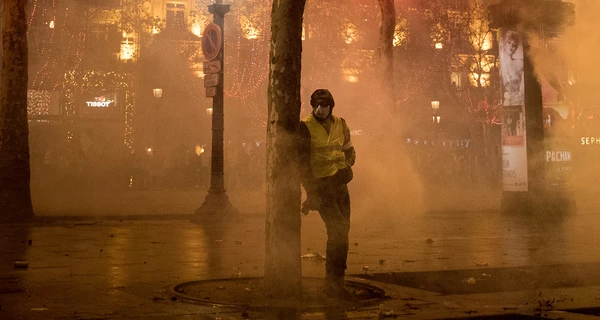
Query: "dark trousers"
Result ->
[[317, 177, 351, 283]]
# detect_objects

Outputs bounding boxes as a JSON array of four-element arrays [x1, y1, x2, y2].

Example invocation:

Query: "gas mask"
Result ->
[[313, 105, 331, 119]]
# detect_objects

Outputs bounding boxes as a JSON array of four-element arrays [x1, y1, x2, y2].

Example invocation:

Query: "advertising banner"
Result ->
[[540, 38, 572, 191], [499, 28, 524, 107], [499, 26, 528, 192], [501, 105, 528, 191], [502, 145, 528, 191]]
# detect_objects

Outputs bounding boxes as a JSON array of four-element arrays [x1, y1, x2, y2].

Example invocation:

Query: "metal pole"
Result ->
[[194, 1, 238, 218]]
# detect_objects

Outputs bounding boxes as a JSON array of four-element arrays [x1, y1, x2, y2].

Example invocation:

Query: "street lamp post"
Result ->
[[195, 0, 238, 218]]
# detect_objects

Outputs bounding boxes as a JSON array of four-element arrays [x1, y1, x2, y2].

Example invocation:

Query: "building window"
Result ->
[[166, 3, 186, 30], [451, 72, 462, 88]]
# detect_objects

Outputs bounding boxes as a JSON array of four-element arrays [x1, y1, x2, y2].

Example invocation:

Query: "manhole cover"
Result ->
[[171, 277, 386, 311]]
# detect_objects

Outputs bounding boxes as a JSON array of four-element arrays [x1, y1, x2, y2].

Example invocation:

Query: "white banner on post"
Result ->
[[502, 145, 528, 191]]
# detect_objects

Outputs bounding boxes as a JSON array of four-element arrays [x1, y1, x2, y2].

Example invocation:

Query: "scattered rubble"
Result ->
[[301, 253, 325, 260]]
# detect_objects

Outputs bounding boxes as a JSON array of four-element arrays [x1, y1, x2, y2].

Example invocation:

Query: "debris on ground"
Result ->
[[443, 301, 461, 309], [379, 259, 385, 265], [537, 297, 555, 309], [460, 277, 476, 284], [378, 304, 398, 319], [301, 253, 325, 260], [404, 303, 421, 310], [363, 266, 370, 272]]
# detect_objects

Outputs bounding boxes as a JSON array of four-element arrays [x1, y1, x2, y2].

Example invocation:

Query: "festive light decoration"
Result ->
[[239, 15, 260, 39], [393, 19, 408, 47], [27, 90, 52, 117], [191, 23, 201, 36], [120, 38, 136, 61], [343, 21, 359, 44], [26, 0, 503, 144]]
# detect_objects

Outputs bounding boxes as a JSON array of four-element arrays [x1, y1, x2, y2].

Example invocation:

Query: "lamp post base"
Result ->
[[193, 189, 238, 220]]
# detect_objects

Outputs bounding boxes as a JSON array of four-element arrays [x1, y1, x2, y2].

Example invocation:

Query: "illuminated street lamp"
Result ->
[[205, 107, 213, 116], [152, 88, 163, 99]]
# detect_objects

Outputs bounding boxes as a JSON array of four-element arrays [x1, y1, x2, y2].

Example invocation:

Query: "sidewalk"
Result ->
[[2, 190, 600, 319]]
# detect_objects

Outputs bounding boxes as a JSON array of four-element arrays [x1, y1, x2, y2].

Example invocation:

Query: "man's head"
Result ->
[[310, 89, 335, 120]]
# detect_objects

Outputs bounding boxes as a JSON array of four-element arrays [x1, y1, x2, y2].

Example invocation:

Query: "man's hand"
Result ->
[[301, 194, 320, 215]]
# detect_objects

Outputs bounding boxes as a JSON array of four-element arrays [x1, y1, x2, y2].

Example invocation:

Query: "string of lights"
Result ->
[[25, 0, 502, 144]]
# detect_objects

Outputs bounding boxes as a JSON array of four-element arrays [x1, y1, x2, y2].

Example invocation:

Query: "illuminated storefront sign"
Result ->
[[580, 137, 600, 145], [80, 91, 119, 118], [84, 95, 115, 108], [546, 150, 571, 162], [86, 100, 114, 107]]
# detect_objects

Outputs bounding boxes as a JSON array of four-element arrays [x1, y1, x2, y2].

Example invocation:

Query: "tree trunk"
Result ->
[[0, 0, 34, 222], [377, 0, 396, 111], [264, 0, 306, 298]]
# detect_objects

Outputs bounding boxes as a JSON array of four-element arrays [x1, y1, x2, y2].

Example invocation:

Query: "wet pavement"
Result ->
[[2, 189, 600, 319]]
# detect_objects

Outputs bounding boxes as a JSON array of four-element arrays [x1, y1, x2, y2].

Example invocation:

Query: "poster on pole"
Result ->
[[501, 106, 528, 192], [499, 26, 527, 192], [540, 38, 572, 191], [499, 28, 524, 107]]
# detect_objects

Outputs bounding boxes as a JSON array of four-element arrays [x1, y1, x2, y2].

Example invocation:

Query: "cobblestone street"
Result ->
[[2, 189, 600, 319]]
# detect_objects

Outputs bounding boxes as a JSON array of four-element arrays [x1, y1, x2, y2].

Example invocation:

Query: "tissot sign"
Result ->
[[80, 90, 119, 117], [86, 97, 114, 107]]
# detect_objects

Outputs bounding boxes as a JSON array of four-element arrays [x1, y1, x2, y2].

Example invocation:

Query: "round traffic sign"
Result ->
[[202, 23, 222, 61]]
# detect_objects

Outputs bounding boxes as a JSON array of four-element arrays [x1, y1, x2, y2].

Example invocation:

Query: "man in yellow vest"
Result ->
[[299, 89, 356, 299]]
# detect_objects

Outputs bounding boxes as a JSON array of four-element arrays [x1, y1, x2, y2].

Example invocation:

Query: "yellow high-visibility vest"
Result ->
[[302, 114, 347, 178]]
